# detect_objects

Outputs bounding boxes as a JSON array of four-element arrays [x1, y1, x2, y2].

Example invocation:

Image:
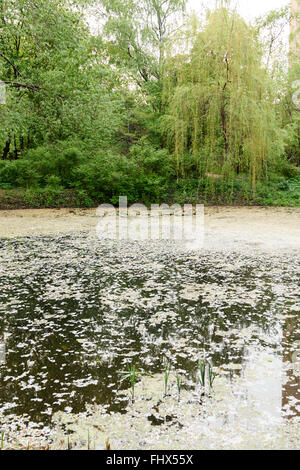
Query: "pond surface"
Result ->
[[0, 233, 299, 448]]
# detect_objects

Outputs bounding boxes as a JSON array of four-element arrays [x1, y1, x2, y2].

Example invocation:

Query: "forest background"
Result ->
[[0, 0, 299, 209]]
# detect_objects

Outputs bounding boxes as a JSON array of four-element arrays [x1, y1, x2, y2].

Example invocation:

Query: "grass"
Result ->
[[117, 363, 152, 401], [198, 359, 206, 387], [117, 357, 217, 405], [177, 375, 181, 402], [208, 364, 215, 388], [118, 363, 137, 400], [198, 359, 215, 390], [164, 361, 171, 396]]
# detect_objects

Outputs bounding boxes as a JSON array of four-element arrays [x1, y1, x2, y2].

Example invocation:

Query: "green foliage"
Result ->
[[284, 109, 300, 167], [1, 173, 299, 209], [162, 7, 284, 187], [96, 0, 186, 82], [0, 188, 93, 209], [0, 1, 299, 208], [117, 363, 152, 401], [72, 143, 174, 203], [0, 0, 127, 160], [0, 143, 84, 188]]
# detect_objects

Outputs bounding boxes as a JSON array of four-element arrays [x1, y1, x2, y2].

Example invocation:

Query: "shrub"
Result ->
[[277, 160, 299, 179], [23, 143, 84, 187], [45, 175, 63, 189], [0, 161, 20, 187], [129, 140, 175, 177]]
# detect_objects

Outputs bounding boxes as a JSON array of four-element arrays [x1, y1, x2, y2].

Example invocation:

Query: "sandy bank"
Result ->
[[0, 206, 299, 253]]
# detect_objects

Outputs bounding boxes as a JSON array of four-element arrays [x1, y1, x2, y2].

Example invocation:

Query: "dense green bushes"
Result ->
[[0, 138, 299, 208], [1, 169, 299, 210], [0, 188, 93, 209], [0, 144, 83, 189], [0, 140, 177, 204], [0, 2, 299, 209]]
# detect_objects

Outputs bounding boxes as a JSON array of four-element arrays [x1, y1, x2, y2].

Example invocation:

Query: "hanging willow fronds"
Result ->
[[162, 6, 284, 188]]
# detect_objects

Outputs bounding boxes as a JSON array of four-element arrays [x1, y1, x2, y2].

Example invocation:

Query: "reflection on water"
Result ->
[[0, 337, 5, 365], [0, 234, 299, 445]]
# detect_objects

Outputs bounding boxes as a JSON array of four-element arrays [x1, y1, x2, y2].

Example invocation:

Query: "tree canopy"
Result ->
[[0, 0, 299, 205]]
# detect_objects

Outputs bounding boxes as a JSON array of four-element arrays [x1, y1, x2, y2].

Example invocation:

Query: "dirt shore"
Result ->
[[0, 206, 299, 252]]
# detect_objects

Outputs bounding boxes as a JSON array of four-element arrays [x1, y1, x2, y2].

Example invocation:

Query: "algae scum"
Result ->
[[0, 233, 299, 449]]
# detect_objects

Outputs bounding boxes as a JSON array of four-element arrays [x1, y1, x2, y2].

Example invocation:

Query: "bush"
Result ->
[[129, 140, 175, 177], [23, 143, 83, 187], [45, 175, 63, 189], [278, 180, 290, 191], [0, 161, 20, 187], [3, 188, 94, 209], [277, 161, 299, 179]]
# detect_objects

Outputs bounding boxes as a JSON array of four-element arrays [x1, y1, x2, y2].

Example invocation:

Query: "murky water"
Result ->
[[0, 233, 299, 448]]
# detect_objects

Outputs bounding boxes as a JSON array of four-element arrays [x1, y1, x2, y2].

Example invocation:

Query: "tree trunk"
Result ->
[[2, 137, 11, 160], [13, 136, 19, 160]]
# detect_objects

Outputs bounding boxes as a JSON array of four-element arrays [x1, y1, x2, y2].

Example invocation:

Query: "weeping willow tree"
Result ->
[[162, 6, 284, 188]]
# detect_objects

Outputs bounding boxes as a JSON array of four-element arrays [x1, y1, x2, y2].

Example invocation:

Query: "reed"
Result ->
[[164, 361, 171, 396], [198, 359, 206, 387], [118, 363, 152, 400], [177, 374, 181, 402], [198, 359, 215, 389]]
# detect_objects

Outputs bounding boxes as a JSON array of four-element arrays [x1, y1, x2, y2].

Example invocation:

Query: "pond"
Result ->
[[0, 231, 299, 449]]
